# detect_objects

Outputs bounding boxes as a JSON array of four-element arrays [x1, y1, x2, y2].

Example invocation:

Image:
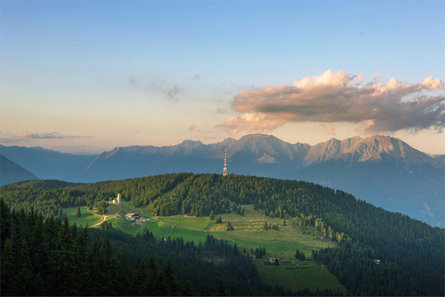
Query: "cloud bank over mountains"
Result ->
[[0, 132, 91, 144], [221, 70, 445, 135]]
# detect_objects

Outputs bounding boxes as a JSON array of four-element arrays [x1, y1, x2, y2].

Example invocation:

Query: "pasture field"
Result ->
[[209, 205, 337, 258], [146, 216, 209, 243], [66, 203, 337, 259], [106, 217, 145, 236], [64, 206, 101, 227], [64, 202, 344, 292]]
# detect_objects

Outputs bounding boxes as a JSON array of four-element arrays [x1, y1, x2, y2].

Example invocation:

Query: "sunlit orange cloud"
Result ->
[[219, 113, 287, 135], [222, 70, 445, 135]]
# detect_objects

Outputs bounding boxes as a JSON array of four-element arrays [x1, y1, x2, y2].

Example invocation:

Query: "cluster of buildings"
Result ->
[[269, 257, 283, 265], [124, 213, 146, 226]]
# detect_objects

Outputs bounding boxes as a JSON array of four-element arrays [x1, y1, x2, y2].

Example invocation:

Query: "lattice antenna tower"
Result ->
[[223, 146, 228, 176]]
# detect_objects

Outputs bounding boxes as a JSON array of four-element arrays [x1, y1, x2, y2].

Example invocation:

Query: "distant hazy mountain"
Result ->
[[430, 154, 445, 168], [1, 134, 444, 226], [0, 155, 37, 186], [303, 135, 433, 165], [0, 145, 94, 181], [284, 135, 445, 227]]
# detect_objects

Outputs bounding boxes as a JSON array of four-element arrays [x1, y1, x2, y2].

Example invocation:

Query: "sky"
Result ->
[[1, 0, 444, 154]]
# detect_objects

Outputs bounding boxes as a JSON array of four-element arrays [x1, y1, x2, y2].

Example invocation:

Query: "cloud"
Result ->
[[221, 70, 445, 134], [188, 124, 200, 132], [128, 76, 183, 100], [218, 113, 287, 135], [0, 138, 29, 144], [216, 107, 229, 114], [16, 132, 91, 139], [166, 85, 182, 99], [319, 123, 336, 136], [128, 76, 137, 85], [0, 132, 92, 144]]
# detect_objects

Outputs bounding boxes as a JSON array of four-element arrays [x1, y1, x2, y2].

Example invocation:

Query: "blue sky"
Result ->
[[1, 0, 444, 153]]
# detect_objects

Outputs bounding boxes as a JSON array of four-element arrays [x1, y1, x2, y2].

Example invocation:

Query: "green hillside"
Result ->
[[75, 201, 344, 292], [64, 206, 101, 227], [101, 201, 337, 257], [1, 200, 280, 296], [1, 173, 444, 296]]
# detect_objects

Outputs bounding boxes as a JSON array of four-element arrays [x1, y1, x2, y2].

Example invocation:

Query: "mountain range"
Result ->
[[0, 155, 37, 186], [1, 134, 444, 226]]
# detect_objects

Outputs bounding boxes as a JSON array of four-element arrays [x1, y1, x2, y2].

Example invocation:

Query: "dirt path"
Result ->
[[89, 212, 119, 228], [92, 215, 107, 227]]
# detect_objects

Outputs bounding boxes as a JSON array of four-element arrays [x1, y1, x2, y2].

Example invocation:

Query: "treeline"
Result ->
[[0, 183, 114, 218], [312, 243, 423, 296]]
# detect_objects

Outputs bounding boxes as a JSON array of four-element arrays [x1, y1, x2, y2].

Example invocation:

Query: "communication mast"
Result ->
[[223, 146, 228, 176]]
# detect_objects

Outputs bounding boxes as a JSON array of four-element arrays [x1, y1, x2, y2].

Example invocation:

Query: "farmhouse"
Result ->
[[269, 257, 283, 265], [125, 213, 140, 221]]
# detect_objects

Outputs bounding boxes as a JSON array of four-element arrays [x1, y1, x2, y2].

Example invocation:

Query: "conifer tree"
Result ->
[[226, 220, 234, 231]]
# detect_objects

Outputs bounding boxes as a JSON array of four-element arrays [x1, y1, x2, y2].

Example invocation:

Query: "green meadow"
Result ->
[[64, 202, 344, 292], [64, 206, 101, 227], [210, 205, 337, 258]]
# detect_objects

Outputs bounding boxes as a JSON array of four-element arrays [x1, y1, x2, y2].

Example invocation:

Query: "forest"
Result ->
[[2, 200, 332, 296], [1, 174, 444, 296]]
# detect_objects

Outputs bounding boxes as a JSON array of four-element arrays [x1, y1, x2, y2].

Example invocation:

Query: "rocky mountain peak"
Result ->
[[304, 135, 432, 165]]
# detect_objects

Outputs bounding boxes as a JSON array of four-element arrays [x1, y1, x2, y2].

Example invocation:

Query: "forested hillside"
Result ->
[[2, 200, 314, 296], [1, 174, 444, 296]]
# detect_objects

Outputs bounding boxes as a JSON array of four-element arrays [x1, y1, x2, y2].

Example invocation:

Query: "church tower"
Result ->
[[223, 146, 228, 176]]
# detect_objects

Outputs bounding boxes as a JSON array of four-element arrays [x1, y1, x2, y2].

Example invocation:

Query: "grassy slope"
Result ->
[[210, 205, 344, 293], [64, 206, 101, 227], [66, 201, 345, 292], [211, 205, 336, 258]]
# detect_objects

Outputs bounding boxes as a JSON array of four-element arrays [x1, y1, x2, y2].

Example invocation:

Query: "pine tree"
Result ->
[[16, 238, 33, 295], [181, 280, 193, 296], [1, 239, 15, 295], [217, 280, 227, 296], [163, 258, 177, 295], [295, 249, 306, 261], [226, 220, 234, 231]]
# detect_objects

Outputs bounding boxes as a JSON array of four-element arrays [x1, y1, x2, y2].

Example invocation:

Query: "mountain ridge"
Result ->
[[0, 155, 38, 186], [87, 134, 440, 168], [1, 134, 444, 226], [303, 135, 435, 166], [2, 134, 440, 167]]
